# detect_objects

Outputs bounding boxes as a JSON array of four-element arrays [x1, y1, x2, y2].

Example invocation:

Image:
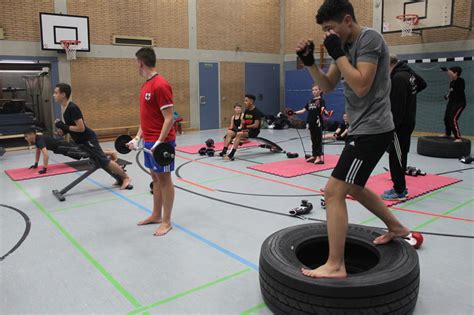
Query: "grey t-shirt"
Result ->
[[338, 28, 394, 135]]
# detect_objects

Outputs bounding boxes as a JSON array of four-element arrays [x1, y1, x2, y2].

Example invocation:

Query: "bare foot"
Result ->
[[373, 226, 410, 245], [306, 156, 316, 163], [137, 216, 162, 226], [301, 263, 347, 279], [111, 152, 118, 161], [454, 139, 462, 143], [153, 223, 172, 236], [120, 177, 131, 190], [314, 157, 324, 164]]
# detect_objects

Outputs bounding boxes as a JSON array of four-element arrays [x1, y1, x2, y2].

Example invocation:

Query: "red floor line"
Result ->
[[176, 155, 472, 222], [390, 206, 474, 222], [177, 154, 322, 193], [176, 177, 215, 192]]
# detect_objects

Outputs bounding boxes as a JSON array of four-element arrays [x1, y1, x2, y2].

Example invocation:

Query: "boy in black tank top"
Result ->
[[220, 104, 244, 157], [224, 95, 263, 160]]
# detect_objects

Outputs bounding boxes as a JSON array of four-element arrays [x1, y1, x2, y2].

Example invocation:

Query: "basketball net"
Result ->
[[396, 14, 419, 37], [60, 40, 80, 60]]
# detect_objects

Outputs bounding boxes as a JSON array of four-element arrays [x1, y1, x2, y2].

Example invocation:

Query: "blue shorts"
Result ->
[[144, 140, 176, 173]]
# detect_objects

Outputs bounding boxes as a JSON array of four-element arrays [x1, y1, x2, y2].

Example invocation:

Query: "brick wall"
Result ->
[[284, 0, 373, 54], [284, 0, 472, 52], [197, 0, 280, 53], [67, 0, 189, 48], [70, 58, 189, 130], [0, 0, 54, 41], [220, 62, 245, 127]]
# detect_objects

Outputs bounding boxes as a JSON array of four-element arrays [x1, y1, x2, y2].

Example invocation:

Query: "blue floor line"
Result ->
[[85, 176, 259, 271]]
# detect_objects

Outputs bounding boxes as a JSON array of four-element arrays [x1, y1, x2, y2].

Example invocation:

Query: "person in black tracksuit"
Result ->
[[443, 67, 466, 142], [294, 85, 326, 164], [382, 55, 427, 200]]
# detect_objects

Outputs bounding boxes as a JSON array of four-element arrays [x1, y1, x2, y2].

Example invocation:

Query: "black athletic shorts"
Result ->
[[331, 131, 393, 187], [78, 138, 110, 169], [247, 129, 260, 138]]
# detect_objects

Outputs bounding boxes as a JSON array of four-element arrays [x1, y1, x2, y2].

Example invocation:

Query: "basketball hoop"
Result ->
[[60, 40, 81, 60], [396, 14, 419, 37]]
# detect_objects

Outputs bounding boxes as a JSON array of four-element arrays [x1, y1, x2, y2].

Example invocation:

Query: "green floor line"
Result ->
[[128, 268, 251, 314], [450, 185, 474, 192], [13, 181, 143, 309], [240, 303, 267, 315], [397, 187, 449, 208], [358, 187, 449, 225], [50, 191, 150, 212], [50, 197, 119, 212], [358, 209, 398, 225], [200, 174, 245, 184], [412, 199, 474, 231], [427, 196, 464, 205], [178, 174, 245, 188]]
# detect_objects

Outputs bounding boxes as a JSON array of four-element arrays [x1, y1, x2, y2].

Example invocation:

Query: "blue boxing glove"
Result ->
[[324, 34, 345, 61]]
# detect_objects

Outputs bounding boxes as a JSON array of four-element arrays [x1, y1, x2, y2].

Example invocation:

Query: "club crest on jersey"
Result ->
[[145, 93, 151, 101]]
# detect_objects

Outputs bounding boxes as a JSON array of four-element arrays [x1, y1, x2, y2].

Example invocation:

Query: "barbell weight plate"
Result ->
[[152, 142, 175, 166], [115, 135, 133, 154]]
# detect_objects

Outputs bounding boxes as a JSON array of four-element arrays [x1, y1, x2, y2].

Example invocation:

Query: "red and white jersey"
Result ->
[[139, 74, 176, 142]]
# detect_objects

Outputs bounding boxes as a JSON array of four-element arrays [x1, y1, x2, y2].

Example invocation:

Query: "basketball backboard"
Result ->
[[381, 0, 454, 34], [40, 13, 90, 51]]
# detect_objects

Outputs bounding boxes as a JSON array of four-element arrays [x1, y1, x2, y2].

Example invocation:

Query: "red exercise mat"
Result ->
[[247, 155, 340, 178], [361, 172, 462, 206], [176, 141, 258, 154], [5, 163, 79, 181]]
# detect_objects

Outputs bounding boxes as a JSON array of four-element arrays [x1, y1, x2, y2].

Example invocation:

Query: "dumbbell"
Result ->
[[199, 147, 215, 156], [114, 135, 175, 166]]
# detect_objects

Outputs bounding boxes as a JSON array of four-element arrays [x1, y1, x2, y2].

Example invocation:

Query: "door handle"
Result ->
[[200, 96, 206, 105]]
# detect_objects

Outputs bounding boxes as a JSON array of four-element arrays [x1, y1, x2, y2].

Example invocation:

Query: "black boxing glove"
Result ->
[[324, 34, 345, 61], [296, 41, 315, 66], [55, 120, 70, 133], [38, 167, 47, 174]]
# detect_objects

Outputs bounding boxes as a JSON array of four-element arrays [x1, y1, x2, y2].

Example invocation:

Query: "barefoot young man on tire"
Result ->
[[296, 0, 409, 279]]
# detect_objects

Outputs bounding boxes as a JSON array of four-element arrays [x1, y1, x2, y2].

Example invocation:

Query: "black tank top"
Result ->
[[233, 114, 242, 128]]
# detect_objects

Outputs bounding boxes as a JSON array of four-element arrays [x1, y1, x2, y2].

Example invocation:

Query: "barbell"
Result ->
[[114, 135, 175, 166]]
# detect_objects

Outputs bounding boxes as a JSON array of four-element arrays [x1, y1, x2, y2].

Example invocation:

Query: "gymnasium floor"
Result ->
[[1, 128, 473, 315]]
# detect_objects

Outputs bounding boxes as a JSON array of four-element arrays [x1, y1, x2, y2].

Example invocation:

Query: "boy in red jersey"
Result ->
[[128, 47, 176, 236]]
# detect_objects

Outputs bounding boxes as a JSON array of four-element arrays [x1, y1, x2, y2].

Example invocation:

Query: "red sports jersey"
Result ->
[[140, 74, 176, 142]]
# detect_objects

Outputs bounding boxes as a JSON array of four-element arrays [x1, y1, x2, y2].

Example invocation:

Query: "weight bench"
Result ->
[[253, 137, 285, 153], [52, 144, 132, 202]]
